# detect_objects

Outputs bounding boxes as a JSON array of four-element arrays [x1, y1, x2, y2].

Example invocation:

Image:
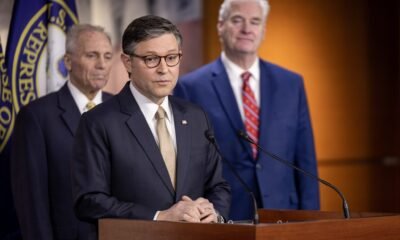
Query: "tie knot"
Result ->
[[86, 101, 96, 111], [156, 106, 166, 120], [241, 71, 251, 83]]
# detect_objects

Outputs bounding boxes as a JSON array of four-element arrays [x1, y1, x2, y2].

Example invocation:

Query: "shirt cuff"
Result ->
[[153, 211, 160, 220]]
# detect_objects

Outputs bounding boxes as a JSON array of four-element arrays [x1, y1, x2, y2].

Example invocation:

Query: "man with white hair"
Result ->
[[175, 0, 320, 221]]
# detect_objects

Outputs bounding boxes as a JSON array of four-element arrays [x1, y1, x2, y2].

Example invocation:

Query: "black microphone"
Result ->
[[205, 130, 259, 224], [237, 130, 351, 219]]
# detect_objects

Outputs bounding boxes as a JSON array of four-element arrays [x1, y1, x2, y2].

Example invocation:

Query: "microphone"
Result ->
[[237, 130, 351, 219], [205, 130, 259, 224]]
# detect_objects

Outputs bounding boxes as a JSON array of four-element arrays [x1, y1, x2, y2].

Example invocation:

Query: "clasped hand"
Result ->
[[157, 195, 217, 223]]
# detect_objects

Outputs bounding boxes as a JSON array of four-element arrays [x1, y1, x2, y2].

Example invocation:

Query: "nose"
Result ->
[[156, 57, 168, 74], [96, 56, 107, 69], [241, 20, 251, 33]]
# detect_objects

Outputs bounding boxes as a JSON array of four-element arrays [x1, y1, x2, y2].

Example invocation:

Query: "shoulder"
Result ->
[[14, 91, 65, 132], [170, 96, 209, 119], [261, 59, 303, 82], [102, 91, 114, 100], [85, 95, 119, 118], [170, 96, 204, 112], [258, 59, 307, 94], [80, 91, 131, 133], [18, 91, 59, 116], [179, 59, 222, 83], [170, 96, 212, 128]]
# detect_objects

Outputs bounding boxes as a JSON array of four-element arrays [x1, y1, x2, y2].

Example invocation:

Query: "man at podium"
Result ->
[[72, 15, 231, 239]]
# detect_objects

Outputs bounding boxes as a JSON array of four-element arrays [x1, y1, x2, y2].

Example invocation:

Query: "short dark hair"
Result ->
[[122, 15, 183, 55]]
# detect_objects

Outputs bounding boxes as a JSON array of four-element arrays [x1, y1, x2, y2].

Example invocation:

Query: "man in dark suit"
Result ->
[[10, 24, 113, 240], [72, 15, 230, 235], [174, 0, 320, 221]]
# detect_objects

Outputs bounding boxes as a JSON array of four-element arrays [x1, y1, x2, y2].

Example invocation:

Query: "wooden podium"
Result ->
[[99, 209, 400, 240]]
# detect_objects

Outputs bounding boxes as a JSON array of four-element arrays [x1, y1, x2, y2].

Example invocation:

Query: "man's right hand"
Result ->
[[156, 195, 217, 223]]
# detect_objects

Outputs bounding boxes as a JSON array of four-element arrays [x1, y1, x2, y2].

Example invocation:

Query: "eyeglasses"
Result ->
[[130, 53, 182, 68]]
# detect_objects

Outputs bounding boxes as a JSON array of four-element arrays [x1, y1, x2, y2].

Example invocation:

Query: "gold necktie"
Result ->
[[86, 101, 96, 111], [155, 106, 176, 188]]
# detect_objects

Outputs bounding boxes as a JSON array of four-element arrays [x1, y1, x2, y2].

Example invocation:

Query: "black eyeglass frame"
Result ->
[[130, 53, 183, 68]]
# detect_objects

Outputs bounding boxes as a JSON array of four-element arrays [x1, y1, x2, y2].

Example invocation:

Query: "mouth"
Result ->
[[154, 80, 171, 86], [92, 75, 106, 80], [237, 37, 254, 42]]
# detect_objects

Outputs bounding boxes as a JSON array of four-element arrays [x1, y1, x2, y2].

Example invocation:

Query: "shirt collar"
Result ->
[[67, 81, 102, 114], [129, 81, 172, 122], [221, 52, 260, 81]]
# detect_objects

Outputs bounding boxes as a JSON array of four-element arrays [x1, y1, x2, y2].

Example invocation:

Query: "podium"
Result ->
[[99, 209, 400, 240]]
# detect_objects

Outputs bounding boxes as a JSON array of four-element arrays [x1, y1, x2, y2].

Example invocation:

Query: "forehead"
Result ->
[[76, 31, 112, 52], [227, 1, 263, 19], [134, 33, 179, 54]]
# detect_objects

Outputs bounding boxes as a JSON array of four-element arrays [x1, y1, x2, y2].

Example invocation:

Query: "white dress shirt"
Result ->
[[67, 81, 103, 114], [220, 52, 260, 120], [129, 81, 177, 221], [129, 81, 177, 151]]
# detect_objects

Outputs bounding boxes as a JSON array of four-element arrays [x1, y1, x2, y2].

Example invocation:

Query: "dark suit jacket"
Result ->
[[72, 83, 230, 230], [10, 83, 112, 240], [174, 58, 320, 221]]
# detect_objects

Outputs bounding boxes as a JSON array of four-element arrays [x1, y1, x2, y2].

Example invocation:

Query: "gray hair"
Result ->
[[66, 24, 112, 53], [218, 0, 270, 22], [122, 15, 183, 55]]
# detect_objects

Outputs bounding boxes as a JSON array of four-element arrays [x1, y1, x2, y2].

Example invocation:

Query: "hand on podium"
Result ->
[[156, 195, 218, 223]]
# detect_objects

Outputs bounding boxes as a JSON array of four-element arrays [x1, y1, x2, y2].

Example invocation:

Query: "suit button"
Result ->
[[256, 163, 262, 169]]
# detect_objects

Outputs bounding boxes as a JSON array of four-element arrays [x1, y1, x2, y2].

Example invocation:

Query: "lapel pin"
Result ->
[[182, 120, 188, 125]]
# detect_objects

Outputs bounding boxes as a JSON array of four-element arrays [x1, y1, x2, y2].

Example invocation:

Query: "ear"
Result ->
[[120, 53, 132, 75], [261, 23, 267, 41], [217, 21, 224, 36], [64, 53, 72, 71]]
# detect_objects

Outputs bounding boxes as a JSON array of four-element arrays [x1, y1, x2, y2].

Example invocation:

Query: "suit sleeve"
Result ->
[[201, 111, 231, 219], [72, 114, 156, 222], [295, 80, 320, 209], [10, 107, 54, 240]]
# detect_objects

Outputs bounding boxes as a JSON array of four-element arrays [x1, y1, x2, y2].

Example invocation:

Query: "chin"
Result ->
[[92, 81, 107, 89], [155, 90, 172, 98], [235, 44, 256, 51]]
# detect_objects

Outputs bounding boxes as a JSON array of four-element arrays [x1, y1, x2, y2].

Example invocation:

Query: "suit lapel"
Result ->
[[258, 61, 275, 152], [59, 85, 113, 136], [170, 98, 190, 199], [118, 83, 175, 196], [210, 59, 253, 158], [58, 84, 81, 136], [210, 59, 245, 133]]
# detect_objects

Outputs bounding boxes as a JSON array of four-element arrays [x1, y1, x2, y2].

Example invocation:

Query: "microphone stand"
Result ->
[[205, 131, 259, 224], [238, 131, 350, 219]]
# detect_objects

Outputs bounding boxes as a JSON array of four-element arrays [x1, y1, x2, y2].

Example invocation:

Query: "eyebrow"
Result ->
[[231, 14, 262, 19], [137, 49, 180, 55], [84, 51, 113, 56]]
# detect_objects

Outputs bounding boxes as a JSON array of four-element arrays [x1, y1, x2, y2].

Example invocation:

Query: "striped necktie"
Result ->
[[241, 71, 259, 159]]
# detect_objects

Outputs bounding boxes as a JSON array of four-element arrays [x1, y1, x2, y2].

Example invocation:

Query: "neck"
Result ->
[[69, 80, 99, 100], [154, 96, 166, 106], [225, 51, 257, 70], [85, 91, 98, 101]]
